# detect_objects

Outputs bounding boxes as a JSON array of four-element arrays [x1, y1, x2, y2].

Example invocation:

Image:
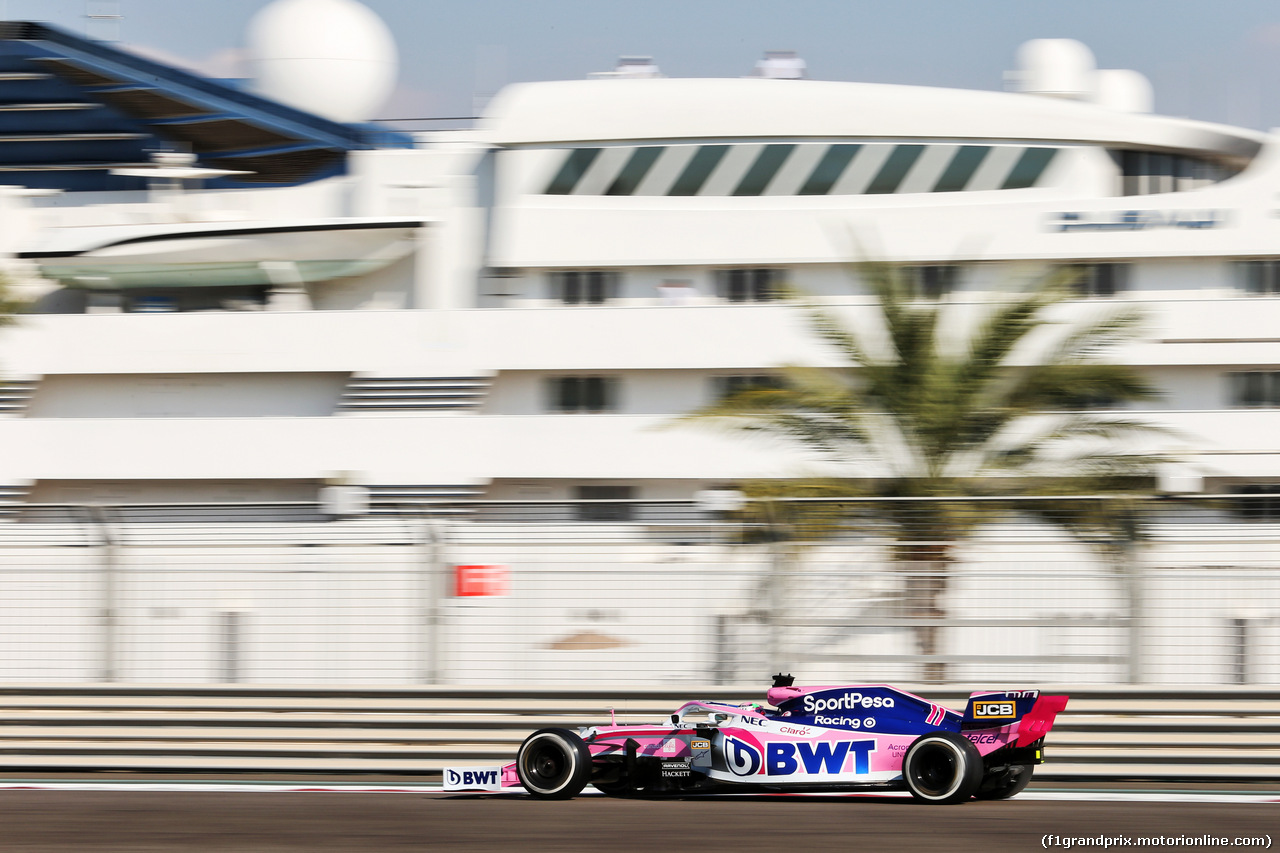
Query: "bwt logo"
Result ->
[[973, 702, 1016, 718], [766, 741, 875, 776], [447, 769, 498, 786], [724, 736, 763, 777]]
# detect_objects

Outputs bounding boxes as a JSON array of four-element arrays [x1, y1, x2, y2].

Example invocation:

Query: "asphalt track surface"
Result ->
[[0, 789, 1274, 852]]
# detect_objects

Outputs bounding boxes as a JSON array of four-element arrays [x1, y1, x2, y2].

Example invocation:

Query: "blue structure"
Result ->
[[0, 21, 411, 192]]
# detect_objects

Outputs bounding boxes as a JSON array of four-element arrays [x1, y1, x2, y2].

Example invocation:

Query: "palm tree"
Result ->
[[686, 264, 1165, 681], [0, 273, 22, 328]]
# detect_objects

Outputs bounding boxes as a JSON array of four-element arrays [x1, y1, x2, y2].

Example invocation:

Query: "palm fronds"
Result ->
[[682, 260, 1165, 506]]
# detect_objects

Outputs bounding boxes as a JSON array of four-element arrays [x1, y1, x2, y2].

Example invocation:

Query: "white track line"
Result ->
[[1018, 791, 1280, 804], [0, 783, 1274, 802]]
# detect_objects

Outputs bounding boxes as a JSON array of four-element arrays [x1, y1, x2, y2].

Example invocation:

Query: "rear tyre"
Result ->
[[974, 764, 1034, 800], [902, 732, 984, 804], [516, 728, 592, 799]]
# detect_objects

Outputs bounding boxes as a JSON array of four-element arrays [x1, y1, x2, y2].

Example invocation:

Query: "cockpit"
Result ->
[[671, 701, 776, 727]]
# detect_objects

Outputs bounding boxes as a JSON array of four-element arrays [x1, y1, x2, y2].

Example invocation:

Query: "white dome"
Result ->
[[246, 0, 398, 123], [1015, 39, 1096, 100], [1093, 68, 1154, 114]]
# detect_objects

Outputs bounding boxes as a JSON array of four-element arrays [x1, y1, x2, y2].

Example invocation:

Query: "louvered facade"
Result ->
[[339, 376, 493, 413], [543, 143, 1060, 197]]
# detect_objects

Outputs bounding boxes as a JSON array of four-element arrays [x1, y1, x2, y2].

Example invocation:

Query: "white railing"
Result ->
[[1, 497, 1278, 687]]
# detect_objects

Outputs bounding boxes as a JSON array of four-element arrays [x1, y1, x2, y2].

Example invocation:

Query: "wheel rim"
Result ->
[[909, 741, 963, 799], [521, 735, 574, 793]]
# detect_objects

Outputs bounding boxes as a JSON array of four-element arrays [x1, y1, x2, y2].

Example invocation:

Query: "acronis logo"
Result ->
[[724, 736, 763, 777]]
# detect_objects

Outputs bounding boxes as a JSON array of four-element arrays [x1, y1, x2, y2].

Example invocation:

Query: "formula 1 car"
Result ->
[[443, 675, 1068, 804]]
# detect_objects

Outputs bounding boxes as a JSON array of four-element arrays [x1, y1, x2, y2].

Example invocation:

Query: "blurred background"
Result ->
[[0, 0, 1275, 788]]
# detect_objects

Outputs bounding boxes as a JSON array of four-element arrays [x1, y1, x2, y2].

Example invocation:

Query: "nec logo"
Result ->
[[973, 702, 1016, 718]]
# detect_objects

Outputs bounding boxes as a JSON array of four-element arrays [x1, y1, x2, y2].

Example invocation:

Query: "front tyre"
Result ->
[[516, 728, 592, 799], [974, 764, 1034, 800], [902, 732, 983, 804]]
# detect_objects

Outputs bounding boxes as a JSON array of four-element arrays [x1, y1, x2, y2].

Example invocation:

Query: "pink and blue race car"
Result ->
[[443, 675, 1069, 804]]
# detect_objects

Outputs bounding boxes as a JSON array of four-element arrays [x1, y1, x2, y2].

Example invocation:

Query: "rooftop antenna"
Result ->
[[85, 0, 122, 42]]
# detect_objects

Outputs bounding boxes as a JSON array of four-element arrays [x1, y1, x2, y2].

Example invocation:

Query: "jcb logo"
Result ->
[[973, 702, 1015, 718]]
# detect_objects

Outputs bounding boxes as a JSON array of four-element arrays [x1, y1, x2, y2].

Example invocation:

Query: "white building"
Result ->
[[0, 6, 1277, 686], [0, 12, 1276, 516]]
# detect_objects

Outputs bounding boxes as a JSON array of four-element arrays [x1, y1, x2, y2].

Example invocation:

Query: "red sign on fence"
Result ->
[[454, 564, 510, 597]]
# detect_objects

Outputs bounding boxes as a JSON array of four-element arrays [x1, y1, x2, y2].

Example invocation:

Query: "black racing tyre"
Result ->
[[902, 732, 984, 804], [516, 728, 592, 799], [974, 764, 1034, 800]]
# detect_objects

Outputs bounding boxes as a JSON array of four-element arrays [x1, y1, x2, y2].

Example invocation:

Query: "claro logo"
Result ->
[[802, 693, 895, 713]]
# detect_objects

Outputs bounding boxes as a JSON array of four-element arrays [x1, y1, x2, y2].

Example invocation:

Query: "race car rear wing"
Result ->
[[962, 690, 1069, 746]]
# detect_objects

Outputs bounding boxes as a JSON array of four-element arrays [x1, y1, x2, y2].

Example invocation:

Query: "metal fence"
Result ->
[[1, 496, 1278, 686]]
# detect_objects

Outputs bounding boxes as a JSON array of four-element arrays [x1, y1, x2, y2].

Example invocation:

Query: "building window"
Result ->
[[576, 485, 633, 521], [1055, 391, 1120, 411], [715, 268, 779, 302], [481, 269, 523, 298], [549, 376, 618, 412], [670, 146, 730, 196], [898, 265, 960, 299], [715, 374, 783, 400], [1229, 372, 1280, 408], [1236, 261, 1280, 296], [1001, 147, 1058, 190], [553, 270, 618, 304], [1066, 263, 1127, 297], [546, 148, 601, 195], [1234, 485, 1280, 521], [1115, 150, 1237, 196]]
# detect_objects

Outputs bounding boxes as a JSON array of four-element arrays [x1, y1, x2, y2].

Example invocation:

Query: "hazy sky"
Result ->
[[8, 0, 1280, 130]]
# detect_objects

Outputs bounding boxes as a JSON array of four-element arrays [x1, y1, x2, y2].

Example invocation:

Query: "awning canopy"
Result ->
[[0, 21, 412, 192], [18, 217, 427, 289]]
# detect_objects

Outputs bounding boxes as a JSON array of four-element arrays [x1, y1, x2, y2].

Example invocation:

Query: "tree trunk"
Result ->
[[766, 541, 793, 675], [902, 553, 951, 683], [1109, 540, 1145, 684]]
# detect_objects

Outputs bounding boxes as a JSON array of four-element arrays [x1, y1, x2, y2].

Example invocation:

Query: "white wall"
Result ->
[[0, 525, 1275, 685]]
